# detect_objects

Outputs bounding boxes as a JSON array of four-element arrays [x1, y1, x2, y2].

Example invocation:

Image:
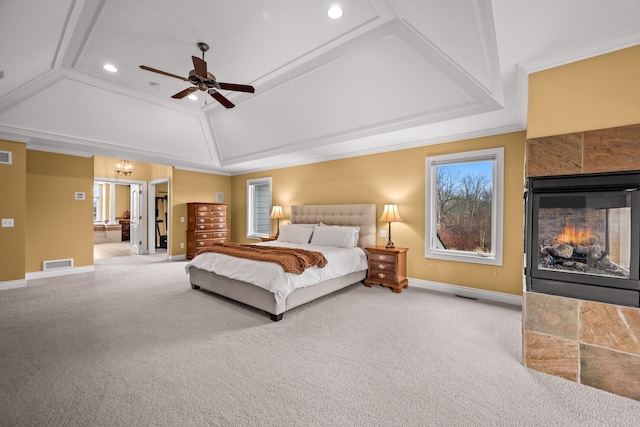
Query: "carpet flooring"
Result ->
[[1, 254, 639, 426]]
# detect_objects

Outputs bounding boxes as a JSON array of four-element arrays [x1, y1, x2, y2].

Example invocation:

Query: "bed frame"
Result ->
[[188, 204, 376, 321]]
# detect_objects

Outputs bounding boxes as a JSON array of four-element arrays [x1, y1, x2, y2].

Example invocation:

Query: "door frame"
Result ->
[[148, 178, 170, 256], [94, 176, 148, 255]]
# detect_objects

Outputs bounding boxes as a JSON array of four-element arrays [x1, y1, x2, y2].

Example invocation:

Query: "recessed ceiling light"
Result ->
[[187, 94, 198, 101], [102, 64, 118, 73], [327, 5, 343, 19]]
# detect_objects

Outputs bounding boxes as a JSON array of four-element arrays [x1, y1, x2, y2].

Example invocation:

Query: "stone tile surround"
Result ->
[[523, 292, 640, 400], [523, 123, 640, 400]]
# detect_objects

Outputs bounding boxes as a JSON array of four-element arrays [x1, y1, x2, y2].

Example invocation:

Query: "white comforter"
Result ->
[[186, 241, 368, 304]]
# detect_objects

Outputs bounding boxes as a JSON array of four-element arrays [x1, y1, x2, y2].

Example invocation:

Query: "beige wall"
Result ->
[[93, 156, 172, 182], [527, 44, 640, 138], [171, 169, 231, 255], [231, 132, 527, 296], [0, 140, 27, 282], [115, 185, 130, 217], [26, 151, 94, 272]]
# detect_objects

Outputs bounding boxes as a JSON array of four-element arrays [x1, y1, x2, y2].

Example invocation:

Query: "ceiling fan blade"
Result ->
[[171, 87, 198, 99], [217, 82, 255, 93], [139, 65, 188, 81], [209, 90, 235, 108], [192, 56, 208, 78]]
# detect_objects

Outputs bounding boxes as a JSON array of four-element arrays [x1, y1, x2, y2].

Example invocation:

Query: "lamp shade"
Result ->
[[270, 205, 285, 219], [379, 204, 403, 223]]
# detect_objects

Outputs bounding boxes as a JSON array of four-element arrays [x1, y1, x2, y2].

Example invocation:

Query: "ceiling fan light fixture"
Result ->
[[102, 63, 118, 73], [187, 93, 198, 101], [327, 5, 343, 19]]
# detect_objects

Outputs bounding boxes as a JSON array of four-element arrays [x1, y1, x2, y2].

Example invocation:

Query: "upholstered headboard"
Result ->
[[290, 204, 376, 249]]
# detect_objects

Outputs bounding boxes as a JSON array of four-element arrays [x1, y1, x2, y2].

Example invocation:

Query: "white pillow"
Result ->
[[276, 225, 314, 244], [290, 223, 317, 228], [310, 225, 360, 248]]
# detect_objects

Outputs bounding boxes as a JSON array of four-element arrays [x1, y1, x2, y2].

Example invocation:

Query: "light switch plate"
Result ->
[[380, 229, 387, 238], [2, 218, 14, 227]]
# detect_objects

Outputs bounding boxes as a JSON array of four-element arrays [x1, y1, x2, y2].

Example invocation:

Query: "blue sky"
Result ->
[[441, 160, 493, 179]]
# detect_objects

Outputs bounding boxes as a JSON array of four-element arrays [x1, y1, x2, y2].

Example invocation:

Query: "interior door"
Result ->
[[130, 184, 142, 254]]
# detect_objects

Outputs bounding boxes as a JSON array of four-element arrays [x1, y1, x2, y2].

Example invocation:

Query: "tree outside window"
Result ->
[[425, 148, 503, 266]]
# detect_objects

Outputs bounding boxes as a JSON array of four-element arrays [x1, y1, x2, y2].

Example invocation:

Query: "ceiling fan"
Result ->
[[139, 42, 255, 108]]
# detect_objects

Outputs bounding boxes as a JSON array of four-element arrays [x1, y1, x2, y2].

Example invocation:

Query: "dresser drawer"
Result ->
[[194, 222, 227, 231], [196, 231, 228, 241], [194, 216, 225, 225], [196, 210, 225, 218], [195, 204, 226, 213]]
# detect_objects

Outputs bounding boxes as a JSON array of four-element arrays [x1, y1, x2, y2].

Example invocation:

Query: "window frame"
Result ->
[[93, 182, 104, 222], [424, 147, 504, 266], [246, 177, 272, 239]]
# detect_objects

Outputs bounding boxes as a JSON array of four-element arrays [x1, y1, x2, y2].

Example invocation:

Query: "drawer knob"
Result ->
[[378, 255, 386, 260], [378, 273, 386, 279], [199, 225, 205, 229], [378, 264, 386, 269], [202, 234, 208, 238], [199, 219, 205, 223], [199, 242, 205, 246]]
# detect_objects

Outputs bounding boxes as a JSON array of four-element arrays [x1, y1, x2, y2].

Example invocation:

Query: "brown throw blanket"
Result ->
[[200, 243, 327, 275]]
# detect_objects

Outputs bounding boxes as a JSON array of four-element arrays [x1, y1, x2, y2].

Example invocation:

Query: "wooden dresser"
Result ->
[[364, 246, 409, 293], [117, 218, 130, 241], [186, 202, 228, 259]]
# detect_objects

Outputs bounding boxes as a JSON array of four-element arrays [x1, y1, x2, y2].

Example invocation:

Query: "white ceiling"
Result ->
[[1, 0, 639, 175]]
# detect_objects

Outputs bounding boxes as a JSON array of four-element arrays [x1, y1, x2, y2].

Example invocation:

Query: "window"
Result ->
[[93, 182, 104, 222], [246, 177, 272, 238], [425, 148, 503, 266]]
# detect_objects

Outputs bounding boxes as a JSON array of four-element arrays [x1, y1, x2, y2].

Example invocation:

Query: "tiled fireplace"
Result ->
[[523, 124, 640, 401]]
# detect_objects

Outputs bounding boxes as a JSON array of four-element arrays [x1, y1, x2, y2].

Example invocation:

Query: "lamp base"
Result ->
[[386, 240, 395, 249]]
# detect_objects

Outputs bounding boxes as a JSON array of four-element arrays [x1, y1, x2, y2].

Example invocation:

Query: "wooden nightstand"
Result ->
[[364, 246, 409, 293], [260, 236, 277, 242]]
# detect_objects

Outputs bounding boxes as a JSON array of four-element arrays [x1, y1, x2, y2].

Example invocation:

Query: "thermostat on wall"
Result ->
[[75, 192, 85, 200]]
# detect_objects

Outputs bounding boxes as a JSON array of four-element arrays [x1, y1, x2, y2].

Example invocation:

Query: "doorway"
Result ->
[[93, 177, 148, 260], [148, 179, 170, 256]]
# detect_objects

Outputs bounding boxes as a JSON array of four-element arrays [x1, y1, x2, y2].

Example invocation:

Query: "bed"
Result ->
[[186, 204, 376, 321]]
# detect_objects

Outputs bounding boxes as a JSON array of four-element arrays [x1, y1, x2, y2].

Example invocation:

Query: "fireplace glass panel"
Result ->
[[536, 192, 631, 280]]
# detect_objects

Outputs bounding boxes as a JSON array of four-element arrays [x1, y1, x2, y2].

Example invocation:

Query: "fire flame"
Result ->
[[556, 222, 595, 246]]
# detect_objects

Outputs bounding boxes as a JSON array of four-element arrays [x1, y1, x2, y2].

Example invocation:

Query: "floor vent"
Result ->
[[0, 150, 12, 165], [43, 258, 74, 271]]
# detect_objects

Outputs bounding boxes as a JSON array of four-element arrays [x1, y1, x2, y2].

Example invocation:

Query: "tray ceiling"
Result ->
[[1, 0, 639, 174]]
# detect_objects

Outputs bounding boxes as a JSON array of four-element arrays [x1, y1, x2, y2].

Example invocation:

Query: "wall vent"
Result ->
[[0, 150, 12, 165], [43, 258, 74, 271]]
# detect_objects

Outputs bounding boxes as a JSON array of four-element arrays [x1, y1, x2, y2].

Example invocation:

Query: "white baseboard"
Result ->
[[0, 279, 27, 291], [169, 254, 187, 261], [409, 278, 522, 306], [25, 265, 95, 280]]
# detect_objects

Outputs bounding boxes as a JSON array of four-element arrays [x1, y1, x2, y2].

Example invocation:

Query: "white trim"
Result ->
[[168, 254, 187, 262], [26, 265, 95, 280], [409, 278, 522, 307], [0, 279, 27, 291]]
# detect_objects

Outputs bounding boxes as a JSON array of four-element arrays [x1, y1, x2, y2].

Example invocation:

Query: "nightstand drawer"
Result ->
[[370, 252, 398, 263], [369, 268, 397, 283], [369, 260, 396, 272]]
